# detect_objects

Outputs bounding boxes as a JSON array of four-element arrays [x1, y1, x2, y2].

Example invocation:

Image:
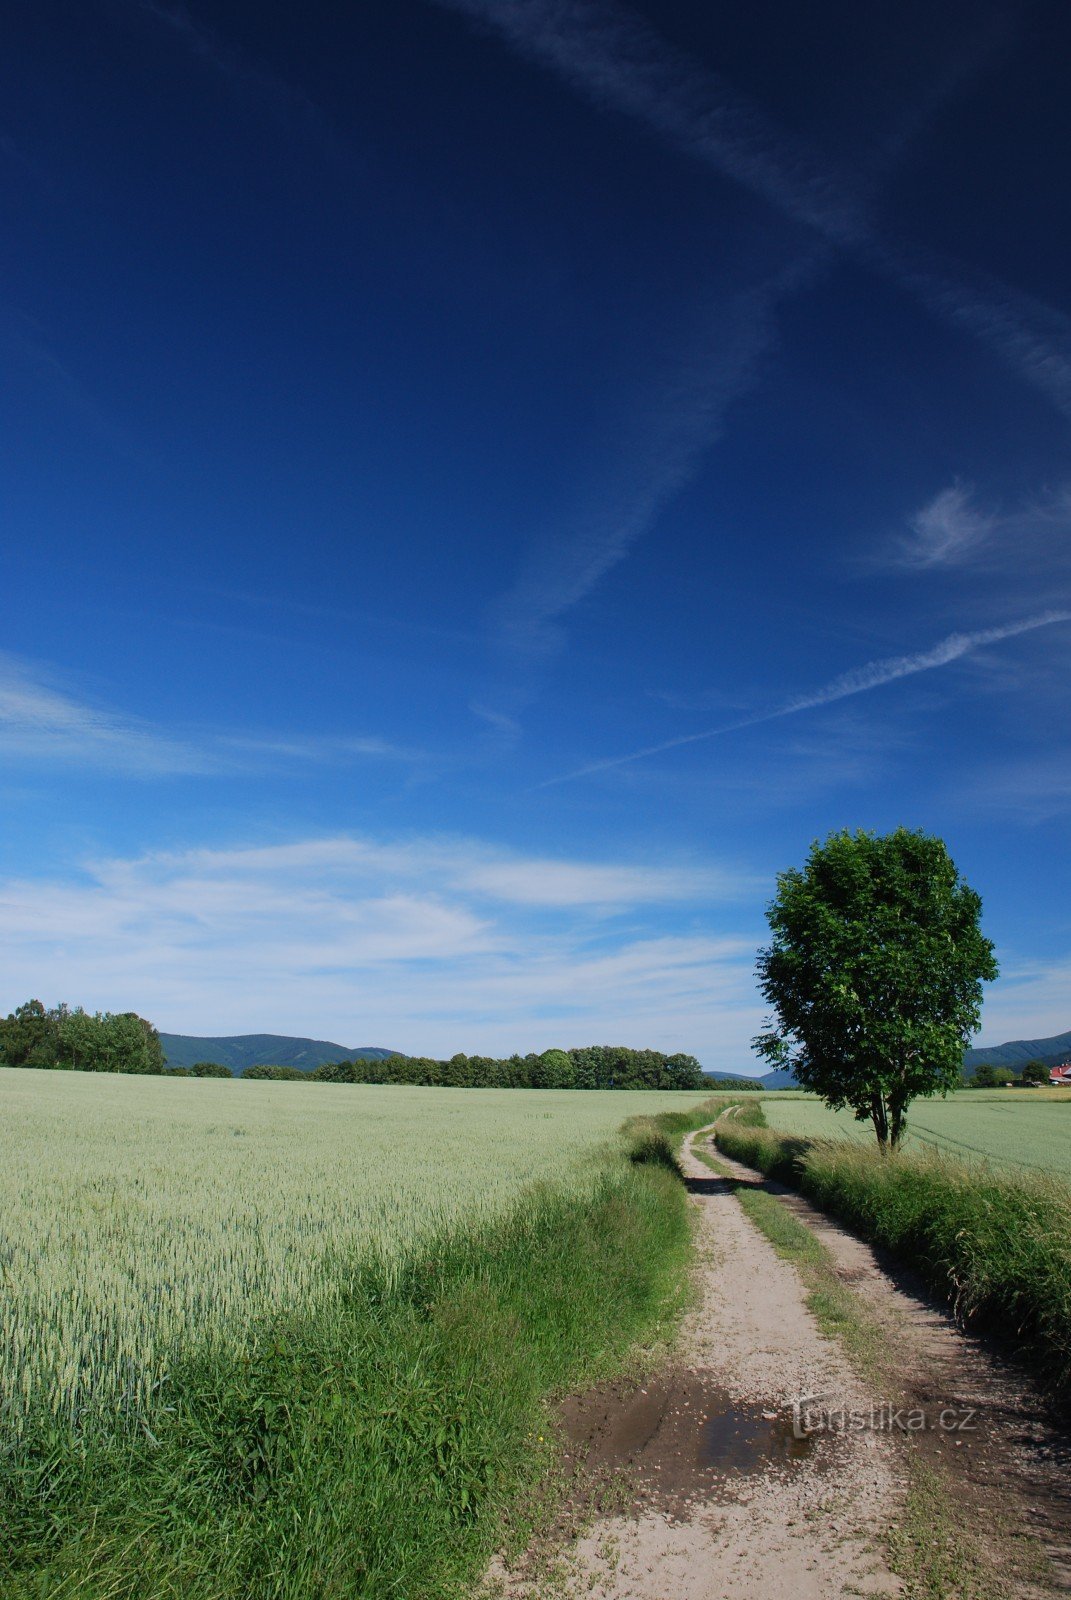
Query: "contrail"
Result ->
[[435, 0, 1071, 419], [542, 611, 1071, 785], [490, 261, 815, 658]]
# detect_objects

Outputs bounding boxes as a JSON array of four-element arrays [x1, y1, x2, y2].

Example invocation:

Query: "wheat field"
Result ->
[[761, 1087, 1071, 1176], [0, 1069, 708, 1441]]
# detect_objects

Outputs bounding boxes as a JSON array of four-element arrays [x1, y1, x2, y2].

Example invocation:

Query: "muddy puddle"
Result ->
[[560, 1373, 822, 1518]]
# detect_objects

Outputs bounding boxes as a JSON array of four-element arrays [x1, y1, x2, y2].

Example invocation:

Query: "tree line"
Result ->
[[303, 1046, 705, 1090], [0, 1002, 706, 1090], [967, 1059, 1051, 1088], [246, 1047, 705, 1090]]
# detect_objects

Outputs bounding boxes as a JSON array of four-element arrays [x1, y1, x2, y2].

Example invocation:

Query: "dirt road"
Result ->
[[488, 1127, 904, 1598], [712, 1135, 1071, 1597], [488, 1123, 1071, 1599]]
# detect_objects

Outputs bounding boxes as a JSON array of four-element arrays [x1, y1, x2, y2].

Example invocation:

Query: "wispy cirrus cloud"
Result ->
[[545, 610, 1071, 784], [146, 832, 757, 908], [0, 832, 762, 1066], [436, 0, 868, 244], [866, 242, 1071, 423], [0, 653, 421, 778], [890, 480, 1071, 575], [955, 754, 1071, 823], [898, 483, 995, 568], [217, 733, 422, 765], [969, 954, 1071, 1046], [0, 653, 208, 775], [448, 0, 1066, 693]]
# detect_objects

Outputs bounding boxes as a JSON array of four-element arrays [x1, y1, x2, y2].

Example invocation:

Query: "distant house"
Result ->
[[1049, 1062, 1071, 1086]]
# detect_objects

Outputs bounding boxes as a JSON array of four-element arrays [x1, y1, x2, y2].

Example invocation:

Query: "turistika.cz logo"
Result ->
[[791, 1393, 979, 1440]]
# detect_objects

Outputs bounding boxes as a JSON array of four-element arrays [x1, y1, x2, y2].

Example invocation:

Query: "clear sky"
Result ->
[[3, 0, 1070, 1069]]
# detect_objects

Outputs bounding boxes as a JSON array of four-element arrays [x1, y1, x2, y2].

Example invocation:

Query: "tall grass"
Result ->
[[714, 1103, 1071, 1394], [1, 1084, 721, 1597], [0, 1070, 712, 1442]]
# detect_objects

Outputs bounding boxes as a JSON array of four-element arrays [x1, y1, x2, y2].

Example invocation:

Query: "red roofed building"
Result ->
[[1049, 1062, 1071, 1086]]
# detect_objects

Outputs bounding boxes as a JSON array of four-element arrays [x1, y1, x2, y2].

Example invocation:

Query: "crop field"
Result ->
[[0, 1068, 709, 1445], [761, 1088, 1071, 1177]]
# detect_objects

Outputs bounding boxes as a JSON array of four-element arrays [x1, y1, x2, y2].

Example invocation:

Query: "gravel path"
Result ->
[[489, 1127, 904, 1599]]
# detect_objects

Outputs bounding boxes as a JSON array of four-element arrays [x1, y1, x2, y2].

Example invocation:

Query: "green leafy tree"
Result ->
[[754, 828, 998, 1148], [0, 999, 58, 1066], [97, 1012, 166, 1074], [534, 1048, 575, 1088], [55, 1007, 109, 1070], [970, 1062, 1014, 1088], [1020, 1059, 1051, 1085]]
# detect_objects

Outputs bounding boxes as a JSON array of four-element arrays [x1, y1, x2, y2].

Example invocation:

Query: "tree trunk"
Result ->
[[870, 1090, 889, 1147], [889, 1099, 907, 1149]]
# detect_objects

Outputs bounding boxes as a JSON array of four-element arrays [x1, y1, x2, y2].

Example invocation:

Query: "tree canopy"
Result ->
[[754, 828, 997, 1147]]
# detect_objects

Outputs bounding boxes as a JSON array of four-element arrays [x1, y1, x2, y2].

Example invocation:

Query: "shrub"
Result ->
[[241, 1064, 308, 1081]]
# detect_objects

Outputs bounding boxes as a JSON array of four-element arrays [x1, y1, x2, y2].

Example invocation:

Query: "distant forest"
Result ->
[[299, 1046, 705, 1091], [0, 1001, 706, 1090]]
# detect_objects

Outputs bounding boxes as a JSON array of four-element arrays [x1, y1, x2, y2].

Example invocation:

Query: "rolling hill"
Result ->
[[159, 1033, 398, 1073], [740, 1028, 1071, 1088], [705, 1067, 794, 1088], [963, 1028, 1071, 1071]]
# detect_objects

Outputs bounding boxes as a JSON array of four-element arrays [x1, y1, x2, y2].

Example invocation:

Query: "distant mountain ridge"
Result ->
[[705, 1066, 793, 1088], [733, 1029, 1071, 1089], [963, 1028, 1071, 1071], [161, 1030, 1071, 1081], [159, 1033, 398, 1072]]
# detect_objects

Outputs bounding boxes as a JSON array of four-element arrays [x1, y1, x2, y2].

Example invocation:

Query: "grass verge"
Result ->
[[1, 1101, 722, 1599], [712, 1102, 1071, 1397]]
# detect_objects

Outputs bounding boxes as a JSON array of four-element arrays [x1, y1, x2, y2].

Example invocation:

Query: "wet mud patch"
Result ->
[[558, 1371, 824, 1520]]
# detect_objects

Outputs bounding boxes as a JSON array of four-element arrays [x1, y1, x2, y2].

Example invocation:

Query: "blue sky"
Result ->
[[3, 0, 1070, 1068]]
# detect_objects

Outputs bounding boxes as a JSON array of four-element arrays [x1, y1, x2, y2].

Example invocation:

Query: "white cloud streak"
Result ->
[[438, 0, 867, 244], [0, 653, 421, 777], [546, 610, 1071, 784], [133, 833, 758, 908], [969, 955, 1071, 1047], [0, 653, 208, 775]]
